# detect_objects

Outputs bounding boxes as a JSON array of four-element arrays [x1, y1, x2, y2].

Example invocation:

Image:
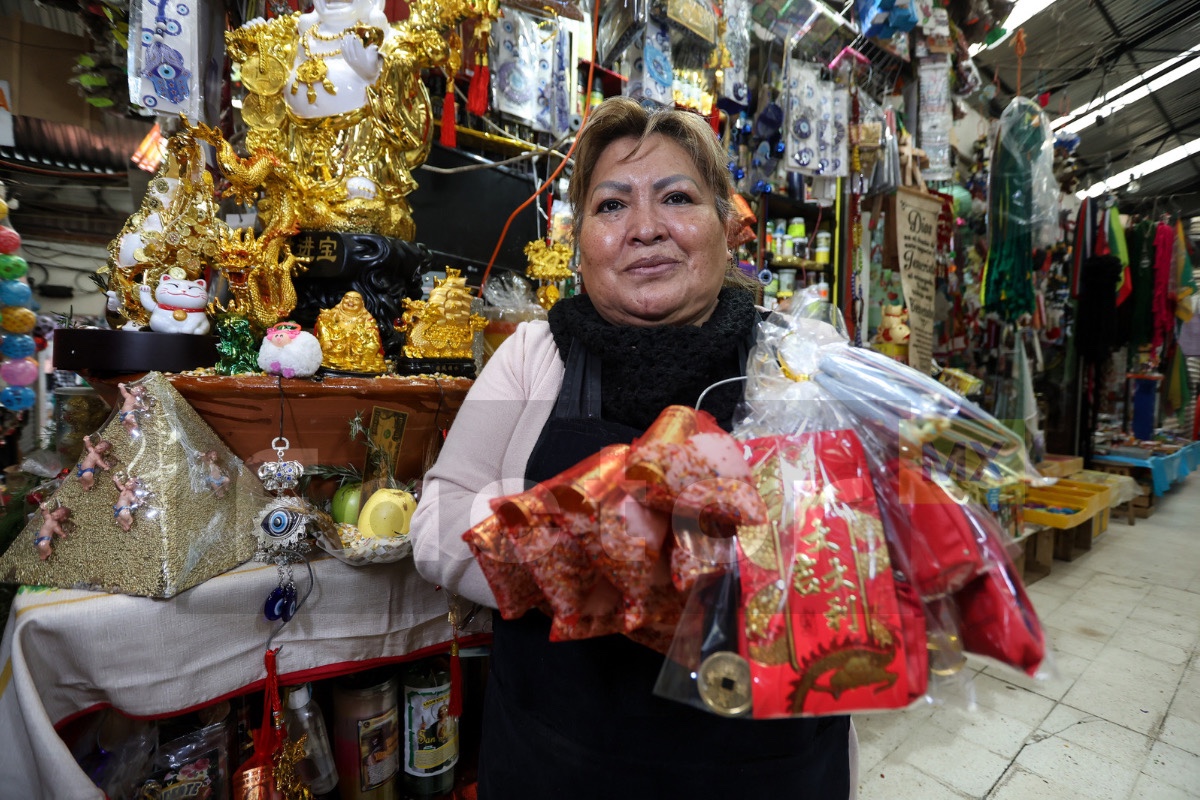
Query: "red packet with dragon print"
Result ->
[[735, 430, 927, 717]]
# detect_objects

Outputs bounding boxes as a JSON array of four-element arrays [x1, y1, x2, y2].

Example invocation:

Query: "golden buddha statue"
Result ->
[[223, 0, 498, 241], [314, 291, 388, 373]]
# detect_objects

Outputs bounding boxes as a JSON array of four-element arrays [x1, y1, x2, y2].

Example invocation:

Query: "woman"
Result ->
[[410, 98, 854, 799]]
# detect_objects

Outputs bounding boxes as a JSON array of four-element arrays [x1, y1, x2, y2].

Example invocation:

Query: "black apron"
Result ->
[[477, 341, 851, 800]]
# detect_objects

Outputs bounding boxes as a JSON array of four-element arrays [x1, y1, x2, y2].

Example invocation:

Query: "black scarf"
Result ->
[[547, 288, 758, 430]]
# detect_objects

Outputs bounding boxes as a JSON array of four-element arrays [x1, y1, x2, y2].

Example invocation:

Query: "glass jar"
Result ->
[[333, 669, 400, 800]]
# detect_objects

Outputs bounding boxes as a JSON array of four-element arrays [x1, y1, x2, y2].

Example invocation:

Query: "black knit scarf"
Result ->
[[547, 288, 758, 430]]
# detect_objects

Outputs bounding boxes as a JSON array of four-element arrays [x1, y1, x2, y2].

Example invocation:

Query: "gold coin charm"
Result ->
[[240, 53, 288, 95], [172, 309, 188, 322], [241, 92, 286, 128], [697, 651, 753, 717]]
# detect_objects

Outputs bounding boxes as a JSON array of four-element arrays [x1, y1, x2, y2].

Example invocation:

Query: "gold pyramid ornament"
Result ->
[[0, 373, 265, 597]]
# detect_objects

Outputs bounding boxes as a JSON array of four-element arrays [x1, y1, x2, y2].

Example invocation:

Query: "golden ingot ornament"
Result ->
[[314, 290, 388, 372], [523, 239, 573, 310], [223, 0, 499, 241], [396, 267, 485, 359]]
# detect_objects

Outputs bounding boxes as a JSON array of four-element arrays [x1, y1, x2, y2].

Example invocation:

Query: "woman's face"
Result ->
[[578, 134, 727, 327]]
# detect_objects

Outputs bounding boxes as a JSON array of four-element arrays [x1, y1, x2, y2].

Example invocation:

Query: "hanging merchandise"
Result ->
[[128, 0, 200, 119], [719, 0, 750, 108], [981, 97, 1055, 323], [917, 56, 953, 182], [0, 202, 37, 414], [624, 20, 674, 107], [490, 10, 571, 137], [895, 187, 944, 373], [784, 61, 825, 176], [650, 0, 717, 68], [598, 0, 649, 68]]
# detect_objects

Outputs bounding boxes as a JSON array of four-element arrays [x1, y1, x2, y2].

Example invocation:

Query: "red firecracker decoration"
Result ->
[[468, 49, 490, 117], [441, 74, 458, 149]]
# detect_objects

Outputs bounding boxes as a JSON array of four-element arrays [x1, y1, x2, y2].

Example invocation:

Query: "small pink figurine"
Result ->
[[117, 382, 149, 436], [112, 473, 140, 532], [77, 435, 114, 491], [201, 450, 231, 498], [35, 503, 73, 560]]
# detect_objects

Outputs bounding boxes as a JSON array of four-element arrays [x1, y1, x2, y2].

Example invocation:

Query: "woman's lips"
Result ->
[[625, 257, 678, 276]]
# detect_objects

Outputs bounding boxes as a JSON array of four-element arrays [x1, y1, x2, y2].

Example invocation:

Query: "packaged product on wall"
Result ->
[[918, 56, 953, 182], [624, 21, 674, 107], [490, 9, 571, 136], [720, 0, 751, 107]]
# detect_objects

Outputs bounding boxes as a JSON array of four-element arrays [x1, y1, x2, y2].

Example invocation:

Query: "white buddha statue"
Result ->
[[225, 0, 495, 241]]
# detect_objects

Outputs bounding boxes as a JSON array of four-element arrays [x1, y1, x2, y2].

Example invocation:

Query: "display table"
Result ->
[[0, 555, 489, 798], [1092, 440, 1200, 496]]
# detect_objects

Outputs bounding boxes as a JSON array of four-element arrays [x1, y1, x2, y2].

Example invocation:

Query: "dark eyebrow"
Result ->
[[591, 180, 632, 197], [653, 174, 699, 191]]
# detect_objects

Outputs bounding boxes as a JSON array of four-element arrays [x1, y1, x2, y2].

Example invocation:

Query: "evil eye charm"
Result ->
[[794, 148, 814, 167], [281, 585, 298, 622], [264, 586, 285, 620], [793, 117, 812, 139], [262, 506, 304, 540]]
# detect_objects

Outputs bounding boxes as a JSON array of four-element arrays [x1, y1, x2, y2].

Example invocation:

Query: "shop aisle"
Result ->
[[854, 478, 1200, 799]]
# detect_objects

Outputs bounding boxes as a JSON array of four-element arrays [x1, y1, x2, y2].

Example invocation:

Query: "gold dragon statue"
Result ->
[[210, 225, 312, 331], [397, 268, 485, 359]]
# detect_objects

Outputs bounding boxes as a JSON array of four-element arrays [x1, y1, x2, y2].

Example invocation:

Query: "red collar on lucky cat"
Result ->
[[154, 303, 203, 312]]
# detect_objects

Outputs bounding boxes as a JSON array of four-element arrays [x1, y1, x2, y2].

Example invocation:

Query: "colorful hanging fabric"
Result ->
[[1128, 219, 1155, 349], [1166, 345, 1191, 418], [1109, 208, 1132, 306], [1174, 221, 1196, 322], [1151, 221, 1175, 355]]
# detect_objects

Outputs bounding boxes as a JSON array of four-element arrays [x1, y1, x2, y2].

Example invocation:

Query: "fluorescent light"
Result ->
[[970, 0, 1063, 54], [1056, 46, 1200, 133], [1076, 137, 1200, 199]]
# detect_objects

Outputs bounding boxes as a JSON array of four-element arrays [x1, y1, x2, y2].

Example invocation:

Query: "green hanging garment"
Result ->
[[981, 97, 1053, 322]]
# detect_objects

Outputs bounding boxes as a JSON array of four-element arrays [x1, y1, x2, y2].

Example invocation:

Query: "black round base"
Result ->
[[54, 329, 220, 374], [393, 358, 477, 378]]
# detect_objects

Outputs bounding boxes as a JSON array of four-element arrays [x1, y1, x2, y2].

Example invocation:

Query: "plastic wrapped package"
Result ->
[[624, 21, 675, 107], [479, 272, 547, 365], [462, 289, 1051, 718], [598, 0, 650, 68], [128, 0, 203, 119], [720, 0, 751, 107], [982, 96, 1058, 321]]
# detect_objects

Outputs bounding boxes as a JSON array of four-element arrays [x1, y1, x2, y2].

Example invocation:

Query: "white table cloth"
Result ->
[[0, 555, 488, 798]]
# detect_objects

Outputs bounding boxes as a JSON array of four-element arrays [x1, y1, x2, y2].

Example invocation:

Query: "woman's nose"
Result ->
[[628, 208, 667, 244]]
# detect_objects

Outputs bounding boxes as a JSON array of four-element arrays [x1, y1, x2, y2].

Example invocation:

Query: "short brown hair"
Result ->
[[569, 98, 732, 244]]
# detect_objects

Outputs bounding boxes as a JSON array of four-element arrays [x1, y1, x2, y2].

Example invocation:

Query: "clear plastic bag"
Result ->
[[461, 289, 1052, 719], [597, 0, 650, 68]]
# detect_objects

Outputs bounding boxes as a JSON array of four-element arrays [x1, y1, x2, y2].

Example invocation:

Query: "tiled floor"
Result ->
[[854, 478, 1200, 799]]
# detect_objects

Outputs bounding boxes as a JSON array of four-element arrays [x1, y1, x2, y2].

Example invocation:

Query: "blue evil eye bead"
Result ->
[[1, 335, 35, 359], [0, 280, 31, 307], [793, 117, 812, 139], [262, 507, 303, 539], [281, 585, 298, 622], [142, 94, 159, 108], [774, 140, 787, 156], [176, 3, 190, 15], [165, 18, 181, 35], [1, 386, 35, 411], [156, 63, 178, 80], [141, 28, 154, 44], [264, 586, 285, 620], [733, 167, 746, 181]]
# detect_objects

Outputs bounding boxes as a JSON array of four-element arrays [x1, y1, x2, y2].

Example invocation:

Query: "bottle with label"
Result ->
[[401, 659, 458, 798], [333, 670, 400, 800], [285, 684, 339, 798]]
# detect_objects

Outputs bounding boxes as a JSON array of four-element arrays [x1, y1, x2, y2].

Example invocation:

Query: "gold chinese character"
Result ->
[[316, 236, 338, 262], [792, 551, 820, 595], [293, 236, 315, 259], [800, 518, 839, 553], [825, 594, 857, 631]]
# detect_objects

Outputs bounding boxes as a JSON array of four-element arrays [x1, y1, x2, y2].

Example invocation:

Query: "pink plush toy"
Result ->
[[257, 321, 323, 378]]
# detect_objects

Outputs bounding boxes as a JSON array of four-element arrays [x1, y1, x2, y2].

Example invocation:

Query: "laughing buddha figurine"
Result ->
[[223, 0, 499, 241]]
